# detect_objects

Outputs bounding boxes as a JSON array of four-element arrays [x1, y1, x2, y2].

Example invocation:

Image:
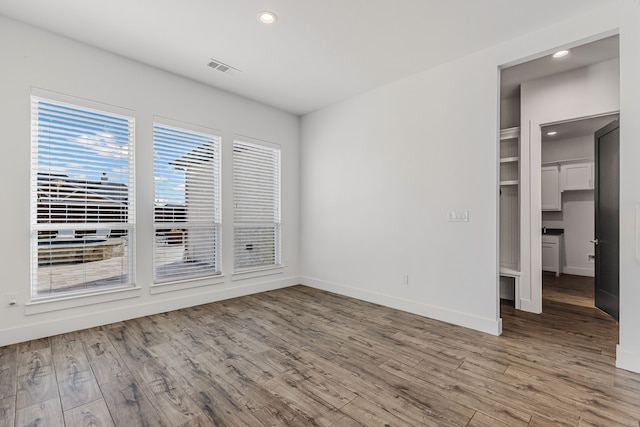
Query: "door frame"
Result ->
[[529, 113, 619, 313]]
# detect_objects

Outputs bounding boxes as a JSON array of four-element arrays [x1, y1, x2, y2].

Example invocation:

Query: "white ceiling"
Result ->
[[0, 0, 614, 115], [501, 35, 619, 99], [542, 114, 619, 142]]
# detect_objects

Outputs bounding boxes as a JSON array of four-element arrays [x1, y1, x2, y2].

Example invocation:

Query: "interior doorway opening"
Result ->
[[540, 114, 619, 318], [497, 34, 620, 322]]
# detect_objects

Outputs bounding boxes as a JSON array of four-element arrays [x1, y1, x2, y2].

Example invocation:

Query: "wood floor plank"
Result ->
[[0, 346, 17, 400], [17, 338, 50, 354], [82, 329, 129, 385], [51, 337, 102, 411], [15, 349, 58, 410], [0, 397, 15, 427], [339, 396, 413, 427], [380, 358, 531, 427], [284, 366, 358, 409], [134, 358, 203, 425], [262, 374, 348, 427], [64, 398, 115, 427], [251, 399, 309, 427], [191, 352, 277, 413], [190, 385, 265, 427], [467, 411, 518, 427], [15, 397, 64, 427], [100, 375, 167, 427]]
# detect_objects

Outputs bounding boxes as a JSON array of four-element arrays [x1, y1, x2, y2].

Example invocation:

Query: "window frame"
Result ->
[[152, 118, 223, 284], [30, 91, 136, 301], [232, 137, 282, 273]]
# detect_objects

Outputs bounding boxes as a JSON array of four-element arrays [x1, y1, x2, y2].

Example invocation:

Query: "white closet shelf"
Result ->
[[500, 180, 519, 186], [500, 157, 519, 163]]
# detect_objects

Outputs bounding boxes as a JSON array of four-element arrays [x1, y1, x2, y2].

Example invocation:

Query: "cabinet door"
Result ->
[[541, 242, 557, 272], [541, 166, 561, 211], [562, 162, 593, 191]]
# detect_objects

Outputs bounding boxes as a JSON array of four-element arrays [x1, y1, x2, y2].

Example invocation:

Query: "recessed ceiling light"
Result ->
[[552, 50, 570, 59], [258, 11, 277, 24], [546, 131, 558, 136]]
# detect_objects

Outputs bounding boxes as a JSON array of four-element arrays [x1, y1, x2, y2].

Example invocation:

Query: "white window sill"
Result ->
[[231, 265, 285, 281], [150, 275, 226, 295], [25, 286, 142, 315]]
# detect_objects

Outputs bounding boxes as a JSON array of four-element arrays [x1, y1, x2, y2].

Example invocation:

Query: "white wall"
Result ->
[[543, 193, 595, 277], [542, 135, 593, 163], [301, 46, 504, 334], [500, 96, 521, 129], [300, 3, 632, 342], [0, 16, 300, 346], [617, 0, 640, 374]]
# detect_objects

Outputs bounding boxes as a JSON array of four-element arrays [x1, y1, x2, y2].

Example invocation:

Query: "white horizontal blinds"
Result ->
[[233, 140, 281, 271], [153, 124, 221, 282], [31, 96, 135, 299]]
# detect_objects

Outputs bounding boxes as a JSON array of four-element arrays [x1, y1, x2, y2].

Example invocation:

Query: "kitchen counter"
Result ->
[[542, 227, 564, 236]]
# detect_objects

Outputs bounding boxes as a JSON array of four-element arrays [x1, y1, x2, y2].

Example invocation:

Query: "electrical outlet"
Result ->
[[401, 274, 409, 285], [6, 293, 18, 307], [588, 254, 595, 264]]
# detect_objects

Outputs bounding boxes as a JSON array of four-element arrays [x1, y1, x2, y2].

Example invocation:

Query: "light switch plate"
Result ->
[[448, 210, 469, 222]]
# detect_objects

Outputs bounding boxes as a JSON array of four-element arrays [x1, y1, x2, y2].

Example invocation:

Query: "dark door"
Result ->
[[594, 119, 620, 321]]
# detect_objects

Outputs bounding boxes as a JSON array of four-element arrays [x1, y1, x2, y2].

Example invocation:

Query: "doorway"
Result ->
[[498, 34, 620, 317], [539, 114, 619, 317]]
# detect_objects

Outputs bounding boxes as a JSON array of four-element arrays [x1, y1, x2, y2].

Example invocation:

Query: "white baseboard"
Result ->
[[616, 345, 640, 374], [562, 266, 595, 277], [0, 276, 299, 347], [300, 276, 502, 336]]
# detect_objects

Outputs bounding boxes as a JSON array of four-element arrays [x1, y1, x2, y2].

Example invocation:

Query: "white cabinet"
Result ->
[[541, 165, 561, 211], [542, 234, 563, 277], [561, 162, 593, 191]]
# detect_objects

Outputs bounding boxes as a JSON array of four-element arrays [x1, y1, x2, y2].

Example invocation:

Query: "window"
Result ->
[[153, 122, 221, 282], [31, 96, 135, 299], [233, 139, 281, 271]]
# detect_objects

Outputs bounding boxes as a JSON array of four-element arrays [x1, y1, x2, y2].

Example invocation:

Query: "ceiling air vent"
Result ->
[[207, 59, 240, 75]]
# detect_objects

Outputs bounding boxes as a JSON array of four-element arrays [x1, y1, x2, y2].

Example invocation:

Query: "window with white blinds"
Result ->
[[31, 96, 135, 299], [153, 123, 221, 282], [233, 140, 281, 271]]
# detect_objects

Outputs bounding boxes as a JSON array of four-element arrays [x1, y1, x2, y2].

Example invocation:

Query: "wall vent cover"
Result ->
[[207, 59, 240, 75]]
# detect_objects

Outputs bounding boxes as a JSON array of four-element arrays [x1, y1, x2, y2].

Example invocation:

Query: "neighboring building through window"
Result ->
[[233, 139, 281, 271], [153, 122, 221, 282], [31, 96, 135, 299]]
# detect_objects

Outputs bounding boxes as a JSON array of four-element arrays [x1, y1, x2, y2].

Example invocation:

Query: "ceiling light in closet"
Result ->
[[552, 50, 570, 59], [258, 11, 277, 24], [546, 131, 558, 136]]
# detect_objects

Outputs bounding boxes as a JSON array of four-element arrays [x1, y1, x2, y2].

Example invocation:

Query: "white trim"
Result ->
[[300, 276, 502, 336], [562, 266, 595, 277], [616, 345, 640, 374], [154, 115, 222, 136], [25, 286, 142, 315], [30, 86, 135, 117], [636, 203, 640, 263], [232, 265, 285, 281], [150, 275, 226, 294], [233, 134, 281, 151]]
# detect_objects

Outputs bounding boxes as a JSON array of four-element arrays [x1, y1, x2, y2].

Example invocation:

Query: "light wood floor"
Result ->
[[0, 279, 636, 427]]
